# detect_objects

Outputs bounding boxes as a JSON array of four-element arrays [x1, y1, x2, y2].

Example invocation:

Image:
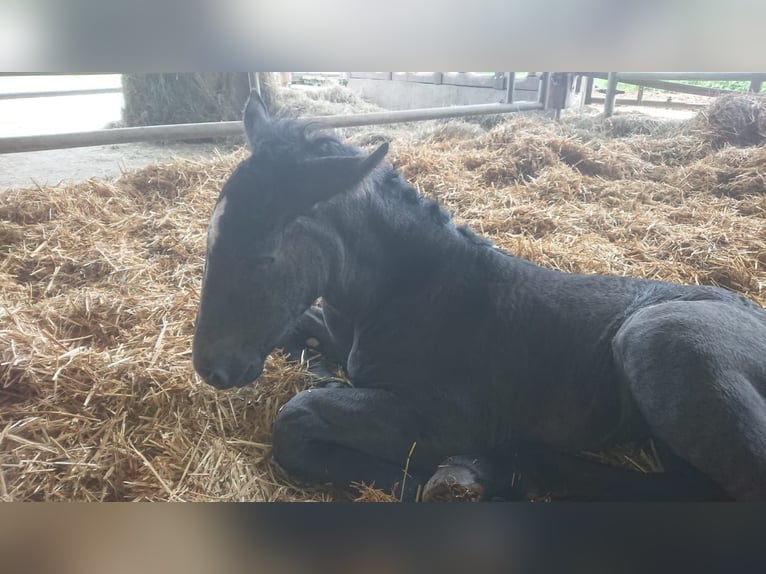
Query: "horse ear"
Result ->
[[300, 142, 389, 207], [243, 90, 270, 148]]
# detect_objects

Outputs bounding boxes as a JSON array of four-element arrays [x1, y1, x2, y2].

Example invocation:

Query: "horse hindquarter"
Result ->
[[612, 300, 766, 500]]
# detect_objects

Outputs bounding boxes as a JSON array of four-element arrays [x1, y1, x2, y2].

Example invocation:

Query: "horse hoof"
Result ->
[[422, 464, 486, 502], [313, 379, 352, 389]]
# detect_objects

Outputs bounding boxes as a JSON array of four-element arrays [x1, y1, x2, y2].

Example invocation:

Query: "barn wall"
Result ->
[[347, 76, 541, 110]]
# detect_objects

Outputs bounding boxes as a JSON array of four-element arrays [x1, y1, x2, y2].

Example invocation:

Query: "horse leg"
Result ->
[[612, 300, 766, 501], [422, 445, 730, 502], [274, 305, 346, 382], [271, 387, 441, 500], [275, 306, 336, 361]]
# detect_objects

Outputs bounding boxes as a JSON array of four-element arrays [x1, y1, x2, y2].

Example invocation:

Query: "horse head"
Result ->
[[192, 92, 387, 388]]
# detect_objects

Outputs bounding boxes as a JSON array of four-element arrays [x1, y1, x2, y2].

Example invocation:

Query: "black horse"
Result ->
[[192, 92, 766, 501]]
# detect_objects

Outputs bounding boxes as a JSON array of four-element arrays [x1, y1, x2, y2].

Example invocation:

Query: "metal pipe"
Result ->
[[603, 72, 619, 117], [0, 122, 243, 155], [0, 101, 545, 154], [538, 73, 551, 108], [320, 102, 544, 127], [0, 87, 122, 100], [584, 76, 594, 105]]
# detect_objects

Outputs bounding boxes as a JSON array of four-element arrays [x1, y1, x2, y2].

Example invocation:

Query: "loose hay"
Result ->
[[1, 94, 765, 501]]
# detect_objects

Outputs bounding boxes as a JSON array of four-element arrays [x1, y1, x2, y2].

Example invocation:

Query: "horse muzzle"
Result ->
[[194, 355, 264, 389]]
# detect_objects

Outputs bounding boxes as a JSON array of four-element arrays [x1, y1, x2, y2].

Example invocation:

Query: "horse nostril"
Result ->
[[194, 357, 264, 389], [207, 367, 232, 389], [195, 364, 232, 389]]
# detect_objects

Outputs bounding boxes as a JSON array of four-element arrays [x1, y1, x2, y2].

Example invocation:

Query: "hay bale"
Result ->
[[703, 93, 766, 147], [122, 73, 278, 127], [2, 102, 765, 502]]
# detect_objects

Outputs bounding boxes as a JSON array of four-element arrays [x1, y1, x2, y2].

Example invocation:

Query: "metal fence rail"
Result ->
[[0, 87, 122, 100], [593, 72, 766, 116], [0, 73, 121, 101], [0, 101, 545, 155]]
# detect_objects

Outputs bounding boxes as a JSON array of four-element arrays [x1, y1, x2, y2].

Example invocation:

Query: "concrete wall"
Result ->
[[347, 76, 541, 110]]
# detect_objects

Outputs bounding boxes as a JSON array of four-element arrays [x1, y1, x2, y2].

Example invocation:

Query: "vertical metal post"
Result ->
[[538, 72, 551, 108], [544, 73, 569, 120], [505, 72, 516, 103], [604, 72, 618, 117], [584, 75, 594, 105], [750, 78, 763, 93], [249, 72, 262, 96]]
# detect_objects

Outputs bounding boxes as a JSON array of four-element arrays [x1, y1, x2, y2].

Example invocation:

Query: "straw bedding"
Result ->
[[1, 93, 765, 501]]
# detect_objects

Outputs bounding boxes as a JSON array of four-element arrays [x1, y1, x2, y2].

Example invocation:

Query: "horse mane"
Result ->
[[248, 115, 356, 163], [376, 168, 493, 248], [251, 116, 494, 249]]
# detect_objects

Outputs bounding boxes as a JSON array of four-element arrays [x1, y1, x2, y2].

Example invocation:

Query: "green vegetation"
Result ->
[[592, 79, 632, 91], [677, 80, 753, 92], [593, 78, 756, 93]]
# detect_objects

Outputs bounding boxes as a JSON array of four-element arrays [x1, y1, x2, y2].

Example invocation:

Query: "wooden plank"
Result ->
[[590, 97, 707, 110], [617, 75, 742, 98], [583, 72, 766, 98], [589, 75, 736, 99], [619, 72, 766, 82], [585, 72, 765, 98]]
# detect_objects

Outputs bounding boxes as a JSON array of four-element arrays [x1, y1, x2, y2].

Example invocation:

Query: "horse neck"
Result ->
[[321, 182, 467, 316]]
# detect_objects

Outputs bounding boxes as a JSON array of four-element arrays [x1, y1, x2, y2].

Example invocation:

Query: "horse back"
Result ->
[[331, 250, 761, 451]]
